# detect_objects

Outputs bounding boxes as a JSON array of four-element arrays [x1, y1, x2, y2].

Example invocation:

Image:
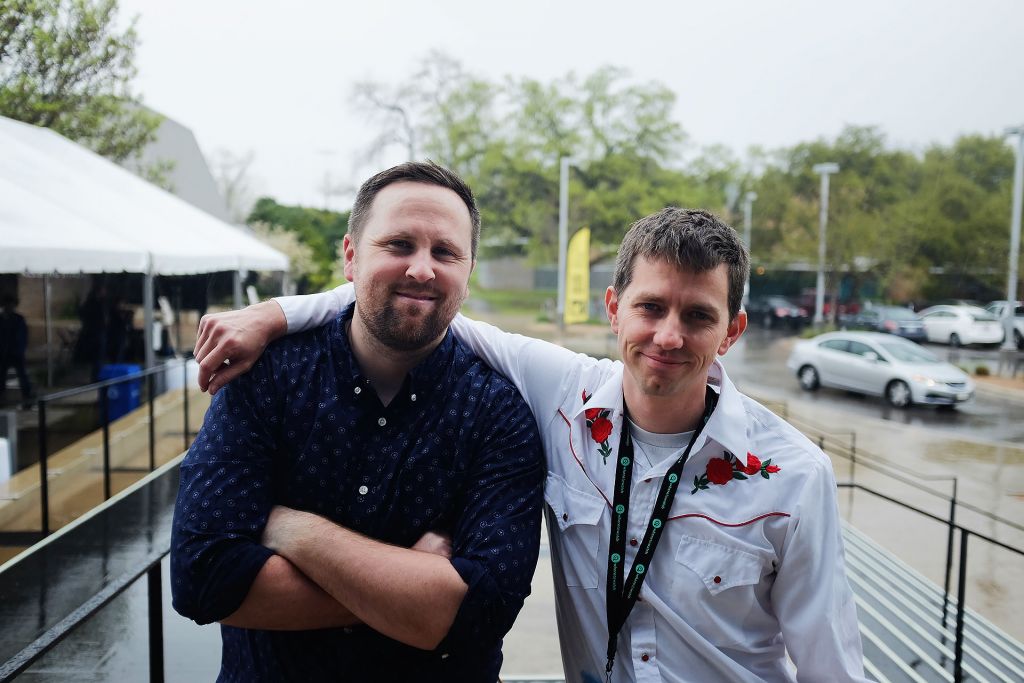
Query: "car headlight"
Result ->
[[910, 374, 937, 387]]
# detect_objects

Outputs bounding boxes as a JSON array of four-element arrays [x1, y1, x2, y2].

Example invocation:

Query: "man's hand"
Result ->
[[193, 300, 288, 394]]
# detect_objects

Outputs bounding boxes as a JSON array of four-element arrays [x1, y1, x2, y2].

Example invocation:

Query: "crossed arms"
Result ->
[[172, 326, 544, 651]]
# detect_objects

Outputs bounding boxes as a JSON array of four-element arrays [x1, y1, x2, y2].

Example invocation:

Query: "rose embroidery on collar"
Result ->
[[691, 451, 780, 494], [582, 389, 614, 465]]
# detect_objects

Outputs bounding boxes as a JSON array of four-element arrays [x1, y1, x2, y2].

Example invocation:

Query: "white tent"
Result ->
[[0, 115, 287, 274], [0, 115, 289, 368]]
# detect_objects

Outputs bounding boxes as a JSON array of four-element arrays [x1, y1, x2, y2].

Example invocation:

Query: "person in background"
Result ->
[[0, 295, 32, 409]]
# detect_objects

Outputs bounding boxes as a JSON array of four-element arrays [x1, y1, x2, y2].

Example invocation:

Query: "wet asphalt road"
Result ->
[[723, 327, 1024, 444]]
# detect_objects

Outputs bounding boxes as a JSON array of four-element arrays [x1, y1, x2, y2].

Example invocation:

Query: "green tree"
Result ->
[[247, 198, 350, 293], [0, 0, 162, 165]]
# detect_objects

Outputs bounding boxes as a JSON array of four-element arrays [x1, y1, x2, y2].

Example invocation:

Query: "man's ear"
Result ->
[[718, 310, 748, 355], [342, 234, 356, 282], [605, 286, 620, 334]]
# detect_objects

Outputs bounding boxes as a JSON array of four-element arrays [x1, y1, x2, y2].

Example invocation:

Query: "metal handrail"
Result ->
[[838, 482, 1024, 682], [34, 358, 194, 536]]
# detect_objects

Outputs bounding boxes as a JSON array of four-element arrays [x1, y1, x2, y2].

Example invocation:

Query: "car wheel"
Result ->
[[949, 333, 962, 347], [885, 380, 912, 408], [798, 365, 820, 391], [1015, 330, 1023, 350]]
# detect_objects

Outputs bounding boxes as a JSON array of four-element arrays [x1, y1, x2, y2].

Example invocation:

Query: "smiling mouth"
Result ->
[[394, 290, 438, 302], [640, 352, 685, 366]]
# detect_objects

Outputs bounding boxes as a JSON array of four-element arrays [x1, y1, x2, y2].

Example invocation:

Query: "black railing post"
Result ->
[[101, 386, 111, 501], [37, 399, 49, 537], [148, 374, 156, 471], [147, 563, 165, 683], [818, 435, 825, 450], [182, 361, 189, 452], [941, 477, 958, 632], [953, 528, 968, 682]]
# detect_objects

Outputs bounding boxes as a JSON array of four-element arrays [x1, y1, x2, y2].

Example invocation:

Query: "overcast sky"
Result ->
[[118, 0, 1024, 210]]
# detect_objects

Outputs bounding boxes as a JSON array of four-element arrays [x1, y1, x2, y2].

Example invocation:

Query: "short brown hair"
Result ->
[[612, 208, 749, 320], [347, 160, 481, 258]]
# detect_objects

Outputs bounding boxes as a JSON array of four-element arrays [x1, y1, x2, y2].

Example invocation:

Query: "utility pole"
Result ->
[[812, 163, 840, 325], [557, 157, 573, 332], [1001, 126, 1023, 350]]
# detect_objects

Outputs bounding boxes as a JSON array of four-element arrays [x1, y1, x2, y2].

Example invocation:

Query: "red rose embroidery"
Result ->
[[692, 451, 781, 494], [706, 457, 734, 485], [590, 417, 613, 443], [585, 407, 601, 420]]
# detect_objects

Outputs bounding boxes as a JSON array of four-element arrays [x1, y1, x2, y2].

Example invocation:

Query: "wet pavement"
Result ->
[[4, 318, 1023, 679]]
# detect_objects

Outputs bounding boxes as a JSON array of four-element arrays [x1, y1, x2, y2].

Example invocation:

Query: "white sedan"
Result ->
[[786, 331, 975, 408], [917, 305, 1004, 347]]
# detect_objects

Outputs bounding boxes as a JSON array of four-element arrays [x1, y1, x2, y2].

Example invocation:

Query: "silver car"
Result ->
[[786, 331, 975, 408]]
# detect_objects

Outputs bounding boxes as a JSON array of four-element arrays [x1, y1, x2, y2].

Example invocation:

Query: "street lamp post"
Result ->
[[742, 191, 757, 307], [1001, 126, 1024, 351], [557, 156, 573, 332], [742, 191, 757, 251], [812, 163, 840, 325]]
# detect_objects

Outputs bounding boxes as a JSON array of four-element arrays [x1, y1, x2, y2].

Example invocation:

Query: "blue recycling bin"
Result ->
[[98, 364, 142, 423]]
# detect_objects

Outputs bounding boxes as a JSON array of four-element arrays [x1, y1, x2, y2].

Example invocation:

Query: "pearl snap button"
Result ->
[[410, 394, 417, 401], [358, 485, 368, 495], [377, 417, 387, 427], [353, 386, 362, 394]]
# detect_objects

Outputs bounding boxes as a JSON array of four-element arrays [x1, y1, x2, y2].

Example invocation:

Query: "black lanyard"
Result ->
[[605, 386, 718, 680]]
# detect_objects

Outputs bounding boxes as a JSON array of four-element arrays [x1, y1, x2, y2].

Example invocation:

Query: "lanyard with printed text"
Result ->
[[605, 385, 718, 681]]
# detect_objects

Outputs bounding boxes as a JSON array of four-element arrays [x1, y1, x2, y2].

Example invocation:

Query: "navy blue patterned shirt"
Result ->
[[171, 305, 544, 682]]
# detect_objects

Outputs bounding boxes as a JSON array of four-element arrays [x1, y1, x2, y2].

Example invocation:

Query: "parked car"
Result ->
[[917, 305, 1004, 347], [786, 331, 975, 408], [745, 296, 809, 329], [840, 305, 926, 342], [985, 300, 1024, 349]]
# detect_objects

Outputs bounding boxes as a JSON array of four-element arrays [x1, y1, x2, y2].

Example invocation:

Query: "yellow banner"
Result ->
[[564, 227, 591, 325]]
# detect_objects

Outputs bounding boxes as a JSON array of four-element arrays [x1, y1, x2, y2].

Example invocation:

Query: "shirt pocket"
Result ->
[[671, 534, 771, 647], [544, 472, 606, 589]]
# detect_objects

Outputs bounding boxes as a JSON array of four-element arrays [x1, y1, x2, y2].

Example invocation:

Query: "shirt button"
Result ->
[[358, 485, 368, 495], [410, 393, 417, 401], [353, 386, 362, 395], [377, 417, 387, 427], [641, 653, 650, 662], [713, 575, 722, 584], [562, 513, 568, 521], [343, 627, 353, 634], [629, 538, 638, 547]]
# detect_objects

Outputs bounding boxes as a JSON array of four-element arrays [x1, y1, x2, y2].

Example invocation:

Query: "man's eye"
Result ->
[[387, 240, 412, 250], [639, 303, 660, 312], [433, 248, 456, 258]]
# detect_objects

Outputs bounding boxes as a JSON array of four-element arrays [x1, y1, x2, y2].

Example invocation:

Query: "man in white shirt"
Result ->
[[194, 207, 867, 682]]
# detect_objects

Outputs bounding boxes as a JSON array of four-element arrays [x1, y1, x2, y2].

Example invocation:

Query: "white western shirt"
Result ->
[[279, 286, 867, 683]]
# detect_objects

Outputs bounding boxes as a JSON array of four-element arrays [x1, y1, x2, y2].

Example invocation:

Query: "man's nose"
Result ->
[[405, 249, 436, 282], [653, 319, 685, 350]]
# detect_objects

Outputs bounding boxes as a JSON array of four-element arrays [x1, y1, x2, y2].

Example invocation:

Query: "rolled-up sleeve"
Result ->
[[438, 382, 545, 651], [170, 356, 280, 625]]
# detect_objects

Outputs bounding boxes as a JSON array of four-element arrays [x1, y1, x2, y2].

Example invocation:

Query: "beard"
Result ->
[[358, 285, 463, 352]]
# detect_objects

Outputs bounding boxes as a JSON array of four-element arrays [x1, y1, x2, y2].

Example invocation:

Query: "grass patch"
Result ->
[[799, 323, 838, 338]]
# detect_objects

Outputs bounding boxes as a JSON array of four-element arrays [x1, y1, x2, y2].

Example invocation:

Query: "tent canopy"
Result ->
[[0, 116, 288, 276]]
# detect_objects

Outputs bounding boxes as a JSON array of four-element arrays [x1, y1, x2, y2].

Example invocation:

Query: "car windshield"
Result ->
[[879, 341, 940, 363]]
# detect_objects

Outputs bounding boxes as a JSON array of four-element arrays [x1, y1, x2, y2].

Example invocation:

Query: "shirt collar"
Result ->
[[570, 358, 750, 460], [334, 303, 456, 400]]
